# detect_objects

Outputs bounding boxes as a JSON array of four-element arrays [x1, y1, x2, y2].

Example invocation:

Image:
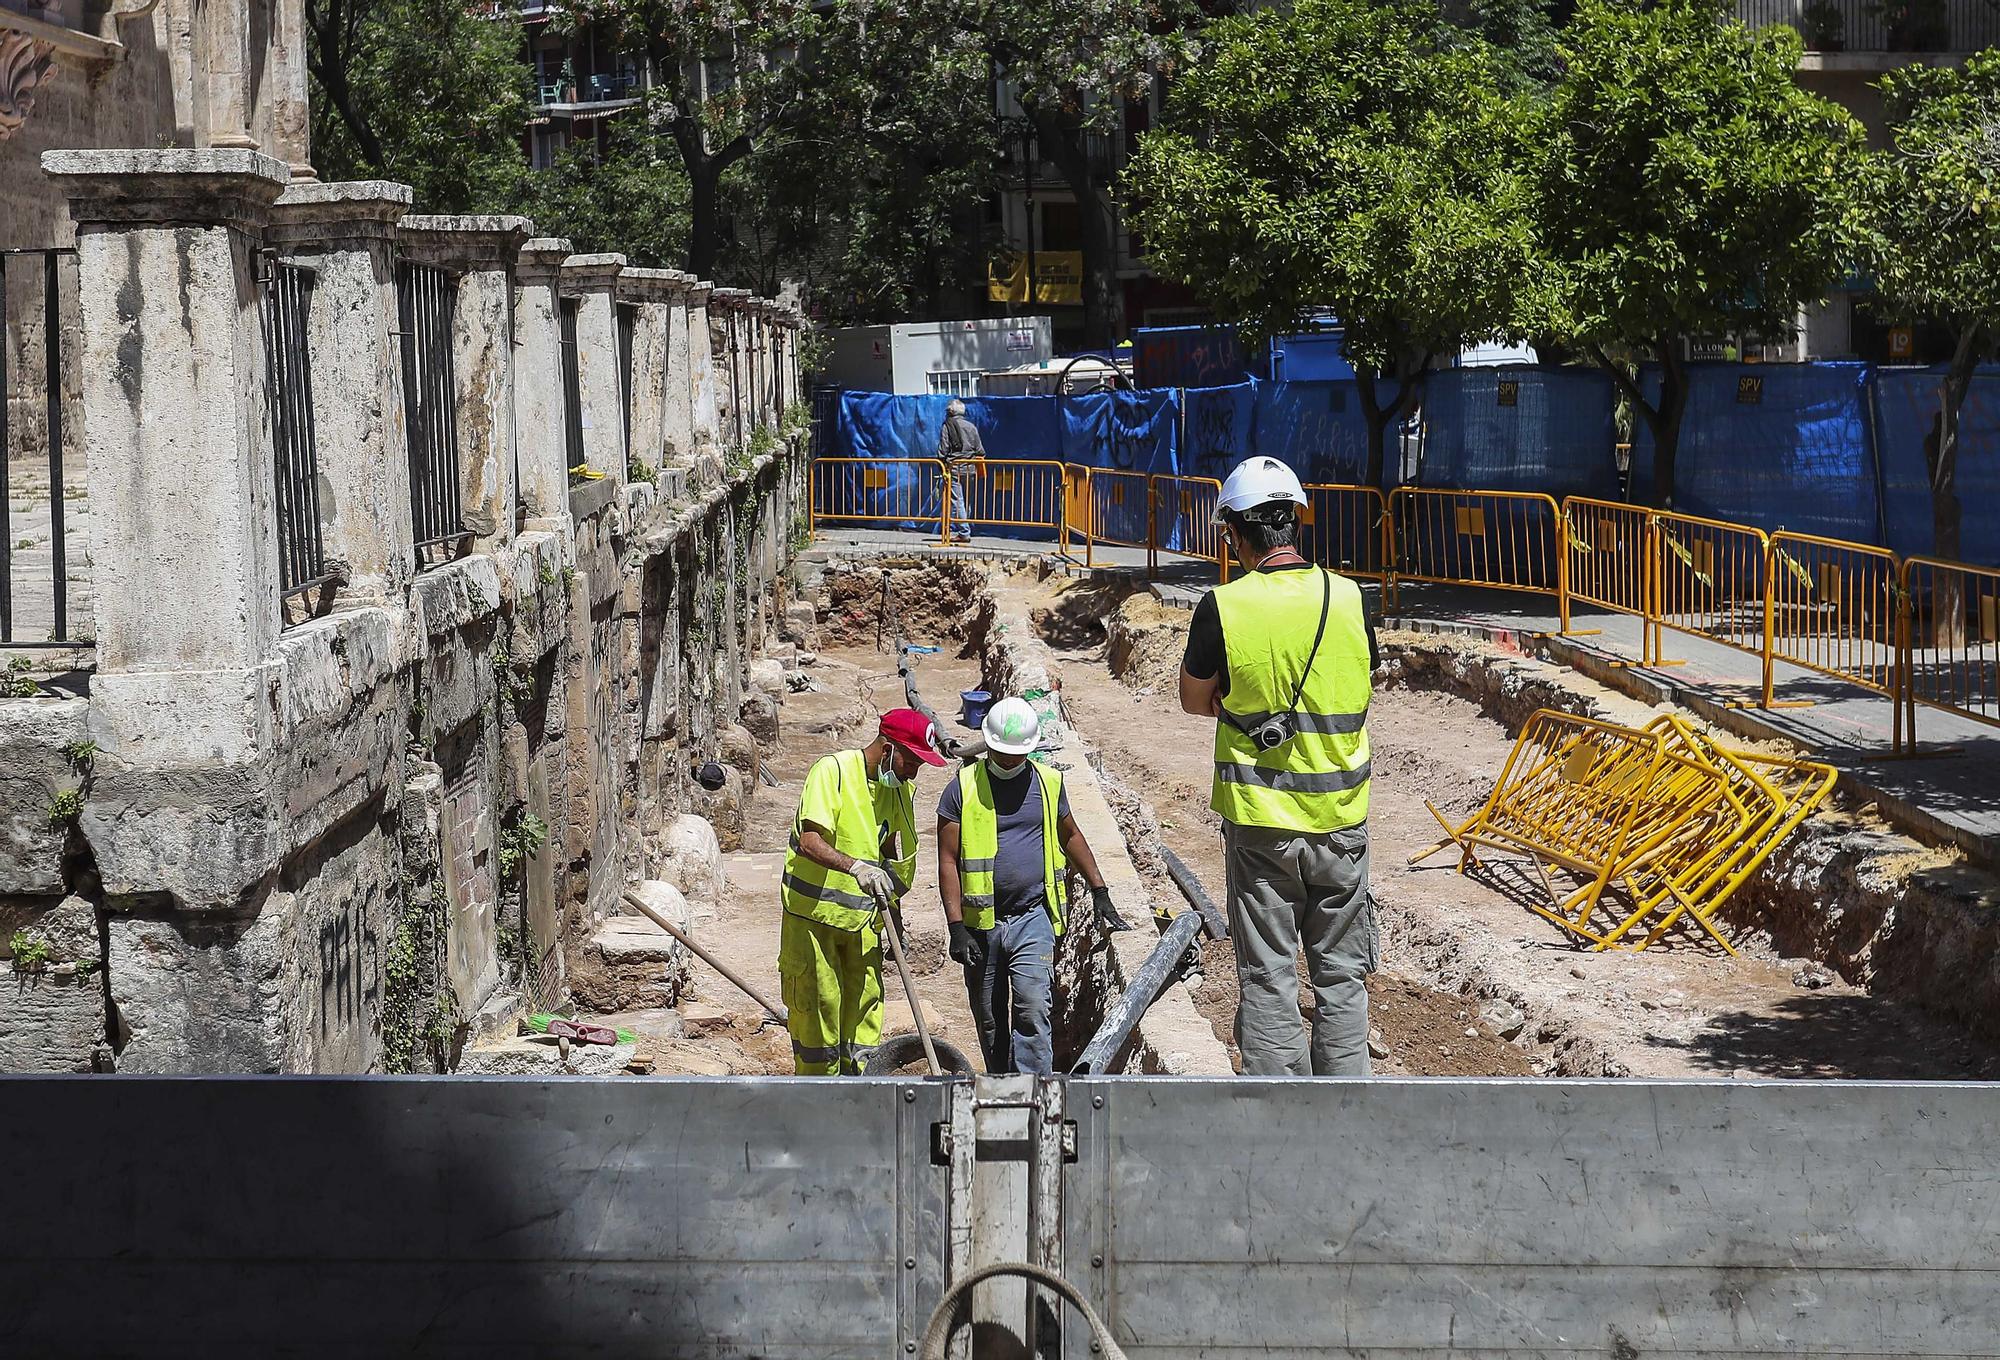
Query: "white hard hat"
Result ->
[[1214, 456, 1307, 523], [982, 696, 1041, 756]]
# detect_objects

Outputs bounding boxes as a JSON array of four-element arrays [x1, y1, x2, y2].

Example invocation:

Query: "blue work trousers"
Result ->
[[962, 909, 1056, 1075]]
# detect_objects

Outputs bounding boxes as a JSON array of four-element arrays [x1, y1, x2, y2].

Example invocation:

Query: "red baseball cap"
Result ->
[[879, 708, 949, 766]]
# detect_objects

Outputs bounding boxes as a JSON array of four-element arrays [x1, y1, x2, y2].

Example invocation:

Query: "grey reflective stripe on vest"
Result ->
[[782, 872, 873, 912], [1223, 706, 1370, 736], [960, 893, 995, 914], [1212, 760, 1374, 793], [959, 857, 997, 874]]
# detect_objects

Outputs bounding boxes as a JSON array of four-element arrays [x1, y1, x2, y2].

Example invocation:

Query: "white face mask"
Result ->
[[987, 757, 1028, 781], [877, 752, 903, 789]]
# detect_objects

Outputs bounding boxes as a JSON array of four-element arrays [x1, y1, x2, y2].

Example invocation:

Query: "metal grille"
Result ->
[[1, 247, 88, 648], [397, 262, 468, 562], [559, 297, 585, 474], [260, 258, 334, 605], [926, 369, 982, 397], [616, 301, 637, 453]]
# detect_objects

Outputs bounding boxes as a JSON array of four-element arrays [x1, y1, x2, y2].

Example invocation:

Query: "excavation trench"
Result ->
[[593, 552, 1999, 1083]]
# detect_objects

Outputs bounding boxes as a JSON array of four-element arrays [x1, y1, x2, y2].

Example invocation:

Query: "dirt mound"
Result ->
[[817, 559, 989, 652], [1104, 592, 1190, 693]]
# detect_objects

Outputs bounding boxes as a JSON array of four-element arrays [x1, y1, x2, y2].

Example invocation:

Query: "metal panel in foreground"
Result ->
[[0, 1076, 949, 1358], [1062, 1078, 2000, 1358]]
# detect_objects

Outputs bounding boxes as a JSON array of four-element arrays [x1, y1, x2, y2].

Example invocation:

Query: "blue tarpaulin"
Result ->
[[1870, 365, 2000, 565], [1250, 379, 1374, 484], [1420, 365, 1620, 499], [1181, 382, 1258, 479], [1630, 363, 1880, 543]]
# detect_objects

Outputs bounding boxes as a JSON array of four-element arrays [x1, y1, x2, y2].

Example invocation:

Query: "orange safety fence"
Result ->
[[1149, 474, 1229, 582], [1900, 555, 2000, 742], [808, 457, 949, 542], [1062, 465, 1093, 565], [1766, 532, 1903, 723], [947, 458, 1069, 546], [1388, 488, 1563, 604], [1087, 468, 1152, 553], [1650, 509, 1770, 666], [1563, 498, 1650, 635], [1301, 483, 1389, 580]]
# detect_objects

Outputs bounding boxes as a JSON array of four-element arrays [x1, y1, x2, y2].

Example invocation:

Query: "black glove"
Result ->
[[948, 921, 985, 968], [1091, 884, 1132, 932]]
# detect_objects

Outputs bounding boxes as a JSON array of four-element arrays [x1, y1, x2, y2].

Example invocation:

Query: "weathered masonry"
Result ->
[[0, 149, 810, 1074]]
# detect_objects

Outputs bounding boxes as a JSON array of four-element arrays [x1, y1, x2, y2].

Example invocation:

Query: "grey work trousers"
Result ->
[[1224, 820, 1377, 1076], [962, 909, 1057, 1075]]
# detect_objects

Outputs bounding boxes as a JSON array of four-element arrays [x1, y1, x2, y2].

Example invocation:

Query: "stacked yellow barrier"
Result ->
[[1411, 710, 1834, 954]]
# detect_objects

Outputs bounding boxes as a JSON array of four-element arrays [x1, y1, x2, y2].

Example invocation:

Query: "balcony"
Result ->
[[1737, 0, 2000, 56]]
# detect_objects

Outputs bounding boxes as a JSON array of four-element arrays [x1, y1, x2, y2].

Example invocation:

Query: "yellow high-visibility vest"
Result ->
[[1210, 566, 1372, 832], [782, 749, 917, 932], [954, 760, 1067, 934]]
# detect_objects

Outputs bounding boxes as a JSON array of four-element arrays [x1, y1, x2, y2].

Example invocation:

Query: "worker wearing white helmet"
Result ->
[[933, 397, 985, 544], [1180, 456, 1381, 1077], [935, 695, 1124, 1074]]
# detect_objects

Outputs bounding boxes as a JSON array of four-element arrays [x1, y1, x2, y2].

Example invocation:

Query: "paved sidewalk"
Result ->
[[808, 526, 2000, 865]]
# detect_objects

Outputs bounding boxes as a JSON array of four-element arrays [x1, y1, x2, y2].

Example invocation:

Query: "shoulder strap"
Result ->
[[1284, 568, 1332, 715]]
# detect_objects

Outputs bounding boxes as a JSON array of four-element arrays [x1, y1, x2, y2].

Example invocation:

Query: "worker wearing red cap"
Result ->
[[778, 707, 947, 1074]]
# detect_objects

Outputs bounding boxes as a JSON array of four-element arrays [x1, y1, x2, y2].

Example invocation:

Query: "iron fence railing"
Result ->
[[260, 257, 335, 608], [560, 297, 585, 474], [397, 261, 469, 563], [1735, 0, 2000, 52], [1, 246, 88, 650]]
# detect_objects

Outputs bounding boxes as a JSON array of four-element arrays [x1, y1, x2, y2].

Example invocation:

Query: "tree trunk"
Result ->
[[1589, 343, 1686, 508], [1924, 323, 1980, 646], [1355, 353, 1430, 488], [1026, 106, 1119, 350], [673, 113, 750, 280]]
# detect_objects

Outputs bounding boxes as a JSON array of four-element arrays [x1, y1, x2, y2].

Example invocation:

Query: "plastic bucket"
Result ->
[[960, 689, 993, 729]]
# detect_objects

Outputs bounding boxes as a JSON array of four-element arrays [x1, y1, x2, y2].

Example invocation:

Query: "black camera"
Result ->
[[1245, 712, 1299, 750]]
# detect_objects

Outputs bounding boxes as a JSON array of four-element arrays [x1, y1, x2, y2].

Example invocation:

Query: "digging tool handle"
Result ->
[[878, 909, 942, 1076], [621, 889, 789, 1025]]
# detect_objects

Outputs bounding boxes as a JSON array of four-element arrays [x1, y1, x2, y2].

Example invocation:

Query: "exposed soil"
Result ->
[[1008, 567, 2000, 1081]]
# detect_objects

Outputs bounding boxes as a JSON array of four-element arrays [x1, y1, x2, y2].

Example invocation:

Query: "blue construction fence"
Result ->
[[819, 362, 2000, 563]]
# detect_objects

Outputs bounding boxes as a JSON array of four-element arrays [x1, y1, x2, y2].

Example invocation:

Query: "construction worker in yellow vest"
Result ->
[[1179, 456, 1381, 1076], [937, 696, 1124, 1074], [779, 708, 946, 1074]]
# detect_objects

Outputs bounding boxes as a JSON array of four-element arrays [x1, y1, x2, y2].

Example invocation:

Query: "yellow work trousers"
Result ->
[[778, 912, 883, 1075]]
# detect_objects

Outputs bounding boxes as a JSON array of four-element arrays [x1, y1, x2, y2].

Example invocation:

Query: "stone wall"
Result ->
[[0, 149, 812, 1074]]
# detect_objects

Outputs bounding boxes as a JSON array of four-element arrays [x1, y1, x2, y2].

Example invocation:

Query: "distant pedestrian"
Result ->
[[935, 397, 983, 544], [1179, 456, 1380, 1076]]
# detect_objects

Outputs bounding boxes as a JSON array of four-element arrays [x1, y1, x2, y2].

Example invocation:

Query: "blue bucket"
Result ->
[[959, 690, 993, 729]]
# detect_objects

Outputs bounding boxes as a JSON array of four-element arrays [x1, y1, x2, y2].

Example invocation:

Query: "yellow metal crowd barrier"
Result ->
[[948, 458, 1068, 544], [1149, 474, 1229, 582], [1412, 709, 1835, 954], [1900, 555, 2000, 744], [804, 457, 1998, 748], [1301, 483, 1389, 580], [808, 457, 949, 542], [1388, 488, 1563, 605]]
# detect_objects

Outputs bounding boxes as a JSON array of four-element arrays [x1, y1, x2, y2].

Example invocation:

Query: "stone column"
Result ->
[[195, 0, 259, 151], [511, 237, 573, 527], [265, 181, 413, 601], [399, 215, 531, 553], [661, 270, 696, 467], [41, 149, 288, 766], [686, 279, 719, 452], [271, 0, 315, 178], [617, 268, 679, 478], [560, 253, 629, 483]]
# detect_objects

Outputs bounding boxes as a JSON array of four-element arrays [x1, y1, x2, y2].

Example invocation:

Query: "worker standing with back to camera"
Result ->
[[936, 696, 1122, 1074], [1178, 457, 1380, 1076], [778, 708, 947, 1074]]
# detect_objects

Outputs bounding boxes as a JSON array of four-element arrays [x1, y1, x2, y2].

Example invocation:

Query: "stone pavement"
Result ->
[[808, 525, 2000, 867]]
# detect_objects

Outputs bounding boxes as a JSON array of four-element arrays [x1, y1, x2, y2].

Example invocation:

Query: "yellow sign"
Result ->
[[988, 251, 1084, 306], [1888, 326, 1914, 359]]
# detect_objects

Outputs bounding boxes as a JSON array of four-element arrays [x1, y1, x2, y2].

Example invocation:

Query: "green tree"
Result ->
[[1125, 0, 1535, 484], [1863, 51, 2000, 637], [520, 130, 691, 267], [554, 0, 825, 277], [1531, 0, 1865, 506], [307, 0, 532, 212]]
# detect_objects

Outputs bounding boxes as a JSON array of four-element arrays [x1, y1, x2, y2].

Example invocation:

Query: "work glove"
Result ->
[[1091, 885, 1132, 933], [948, 921, 985, 969], [850, 860, 898, 911]]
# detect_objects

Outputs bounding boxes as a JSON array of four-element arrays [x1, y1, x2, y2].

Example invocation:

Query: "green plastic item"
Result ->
[[524, 1012, 639, 1045]]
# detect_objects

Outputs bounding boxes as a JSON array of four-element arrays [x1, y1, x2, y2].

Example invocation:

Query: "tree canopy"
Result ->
[[1530, 0, 1866, 503], [1125, 0, 1535, 483]]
